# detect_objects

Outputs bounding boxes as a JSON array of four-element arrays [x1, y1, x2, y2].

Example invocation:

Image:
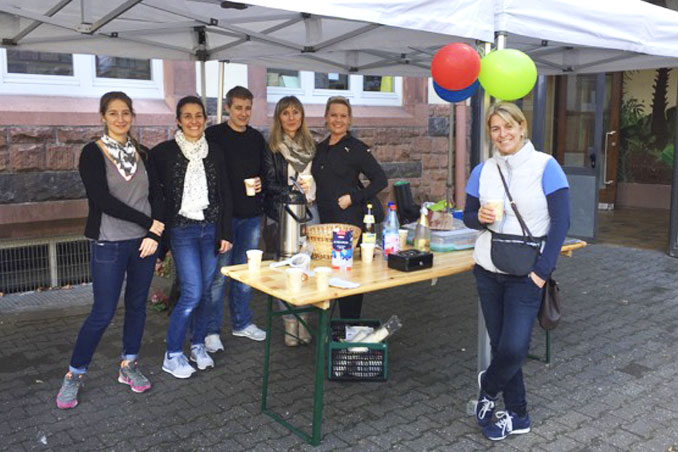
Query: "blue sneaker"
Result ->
[[475, 370, 497, 427], [482, 411, 531, 441]]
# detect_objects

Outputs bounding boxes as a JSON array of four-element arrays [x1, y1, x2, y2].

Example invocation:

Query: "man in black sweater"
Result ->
[[203, 86, 267, 348]]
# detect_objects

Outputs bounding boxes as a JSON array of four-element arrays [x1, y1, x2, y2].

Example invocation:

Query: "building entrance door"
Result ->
[[553, 73, 612, 240]]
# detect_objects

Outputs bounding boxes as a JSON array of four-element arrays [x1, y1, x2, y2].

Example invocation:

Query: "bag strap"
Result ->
[[496, 164, 536, 242]]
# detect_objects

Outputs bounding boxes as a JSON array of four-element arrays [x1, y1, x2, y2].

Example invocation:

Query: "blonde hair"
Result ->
[[324, 95, 353, 125], [486, 101, 528, 137], [268, 96, 315, 154]]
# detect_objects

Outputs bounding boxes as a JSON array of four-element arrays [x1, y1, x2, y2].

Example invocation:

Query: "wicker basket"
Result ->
[[306, 223, 362, 259]]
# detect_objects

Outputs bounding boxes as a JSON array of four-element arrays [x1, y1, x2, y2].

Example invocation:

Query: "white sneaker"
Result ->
[[162, 353, 195, 379], [232, 323, 267, 341], [205, 334, 224, 353], [190, 344, 214, 370]]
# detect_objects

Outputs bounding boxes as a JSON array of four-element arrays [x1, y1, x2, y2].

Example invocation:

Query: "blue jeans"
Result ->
[[69, 238, 156, 373], [473, 264, 543, 414], [166, 223, 218, 354], [207, 216, 261, 333]]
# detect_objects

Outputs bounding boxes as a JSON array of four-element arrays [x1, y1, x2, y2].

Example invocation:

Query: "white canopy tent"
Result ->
[[2, 0, 678, 434], [3, 0, 678, 75], [494, 0, 678, 74], [0, 0, 493, 76]]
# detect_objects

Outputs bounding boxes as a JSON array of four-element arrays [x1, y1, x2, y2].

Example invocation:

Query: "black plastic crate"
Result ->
[[328, 319, 388, 381]]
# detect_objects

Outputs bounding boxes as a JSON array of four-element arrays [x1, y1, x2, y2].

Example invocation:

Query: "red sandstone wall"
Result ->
[[0, 63, 467, 240]]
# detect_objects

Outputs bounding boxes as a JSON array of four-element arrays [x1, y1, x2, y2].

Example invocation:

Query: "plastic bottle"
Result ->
[[382, 203, 400, 256], [413, 205, 431, 252], [358, 315, 403, 343], [346, 315, 403, 352], [363, 203, 376, 245]]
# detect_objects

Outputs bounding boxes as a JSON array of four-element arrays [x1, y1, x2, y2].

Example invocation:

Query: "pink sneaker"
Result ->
[[56, 372, 84, 409], [118, 360, 151, 393]]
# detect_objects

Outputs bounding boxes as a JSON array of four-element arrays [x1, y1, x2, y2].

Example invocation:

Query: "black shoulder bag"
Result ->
[[489, 166, 545, 276]]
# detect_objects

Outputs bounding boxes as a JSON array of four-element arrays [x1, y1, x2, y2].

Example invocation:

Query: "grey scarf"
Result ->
[[277, 134, 315, 175]]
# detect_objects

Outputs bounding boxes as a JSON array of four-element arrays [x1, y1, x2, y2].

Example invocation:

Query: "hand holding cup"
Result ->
[[298, 174, 313, 194]]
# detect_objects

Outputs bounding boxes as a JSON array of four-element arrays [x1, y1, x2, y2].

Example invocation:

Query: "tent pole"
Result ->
[[476, 38, 496, 376], [446, 104, 454, 212], [480, 41, 493, 162], [80, 0, 91, 25], [532, 75, 547, 150], [668, 76, 678, 257], [477, 32, 510, 375], [454, 102, 467, 209], [217, 61, 225, 124], [200, 60, 207, 108]]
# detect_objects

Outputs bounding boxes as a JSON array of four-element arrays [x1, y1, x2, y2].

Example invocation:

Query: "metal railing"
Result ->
[[0, 235, 91, 294]]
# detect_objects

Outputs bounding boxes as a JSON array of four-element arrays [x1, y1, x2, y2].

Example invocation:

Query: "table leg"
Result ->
[[259, 300, 329, 446], [261, 295, 273, 412], [311, 307, 329, 446]]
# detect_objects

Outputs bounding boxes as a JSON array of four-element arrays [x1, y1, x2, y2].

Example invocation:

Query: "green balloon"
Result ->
[[478, 49, 537, 101]]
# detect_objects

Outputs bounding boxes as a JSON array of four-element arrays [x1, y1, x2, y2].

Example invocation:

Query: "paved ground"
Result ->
[[2, 244, 678, 451]]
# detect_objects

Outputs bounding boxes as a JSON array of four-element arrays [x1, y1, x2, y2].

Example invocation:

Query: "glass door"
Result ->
[[553, 73, 608, 239]]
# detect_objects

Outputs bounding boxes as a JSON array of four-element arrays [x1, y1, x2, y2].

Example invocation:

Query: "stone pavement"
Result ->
[[2, 244, 678, 451]]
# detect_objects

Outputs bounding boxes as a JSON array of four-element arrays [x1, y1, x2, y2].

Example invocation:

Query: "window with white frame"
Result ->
[[266, 69, 402, 106], [0, 50, 163, 98], [6, 50, 73, 76], [95, 56, 151, 80]]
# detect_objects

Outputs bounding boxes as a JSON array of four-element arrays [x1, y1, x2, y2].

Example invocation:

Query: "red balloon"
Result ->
[[431, 43, 481, 91]]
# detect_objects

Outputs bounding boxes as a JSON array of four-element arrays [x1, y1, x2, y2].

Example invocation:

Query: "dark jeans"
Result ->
[[69, 238, 156, 372], [338, 295, 363, 319], [473, 264, 543, 414], [166, 223, 218, 354], [207, 216, 261, 333]]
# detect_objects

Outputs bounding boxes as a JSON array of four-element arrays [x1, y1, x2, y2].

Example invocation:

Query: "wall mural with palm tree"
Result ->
[[619, 68, 676, 185]]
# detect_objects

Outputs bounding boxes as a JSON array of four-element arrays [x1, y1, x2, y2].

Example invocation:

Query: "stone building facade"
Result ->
[[0, 62, 466, 241]]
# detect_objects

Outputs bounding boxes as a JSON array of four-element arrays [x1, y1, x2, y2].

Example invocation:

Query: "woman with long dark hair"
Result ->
[[151, 96, 233, 379], [56, 91, 164, 409]]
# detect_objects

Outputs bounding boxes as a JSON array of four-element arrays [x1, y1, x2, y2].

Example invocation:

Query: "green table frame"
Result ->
[[260, 297, 330, 446]]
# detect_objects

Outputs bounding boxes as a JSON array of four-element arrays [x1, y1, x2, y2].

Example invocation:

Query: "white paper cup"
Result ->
[[286, 267, 304, 292], [398, 229, 409, 247], [315, 266, 332, 291], [485, 200, 504, 222], [360, 242, 375, 264], [244, 178, 256, 196], [246, 249, 263, 273]]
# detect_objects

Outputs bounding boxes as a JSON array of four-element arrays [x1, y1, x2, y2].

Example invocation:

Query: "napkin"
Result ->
[[328, 277, 360, 289]]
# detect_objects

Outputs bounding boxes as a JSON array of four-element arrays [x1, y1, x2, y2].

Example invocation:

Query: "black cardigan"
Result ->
[[79, 141, 164, 242], [150, 139, 233, 244]]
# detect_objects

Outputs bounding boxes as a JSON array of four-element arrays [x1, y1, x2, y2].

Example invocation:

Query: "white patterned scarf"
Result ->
[[175, 130, 209, 221], [101, 134, 137, 181]]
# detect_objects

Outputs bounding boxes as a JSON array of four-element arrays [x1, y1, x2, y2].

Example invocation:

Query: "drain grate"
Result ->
[[0, 236, 91, 294]]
